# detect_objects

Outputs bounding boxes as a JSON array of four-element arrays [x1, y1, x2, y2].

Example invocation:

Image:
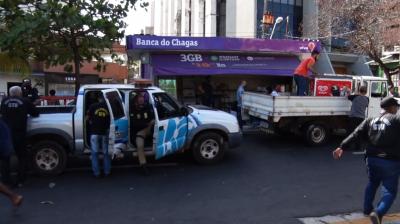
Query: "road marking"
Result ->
[[352, 151, 366, 155], [299, 212, 400, 224]]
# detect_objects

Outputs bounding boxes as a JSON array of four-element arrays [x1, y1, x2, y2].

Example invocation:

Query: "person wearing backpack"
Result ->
[[333, 97, 400, 224]]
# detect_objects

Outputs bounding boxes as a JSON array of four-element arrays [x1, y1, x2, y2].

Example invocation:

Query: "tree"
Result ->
[[0, 0, 148, 95], [0, 53, 31, 75], [316, 0, 400, 86]]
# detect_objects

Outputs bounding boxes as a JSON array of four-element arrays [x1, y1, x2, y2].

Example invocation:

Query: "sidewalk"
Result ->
[[299, 212, 400, 224]]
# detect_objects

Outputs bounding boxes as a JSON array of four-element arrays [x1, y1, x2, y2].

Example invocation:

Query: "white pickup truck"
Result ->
[[27, 84, 242, 175], [242, 76, 393, 146]]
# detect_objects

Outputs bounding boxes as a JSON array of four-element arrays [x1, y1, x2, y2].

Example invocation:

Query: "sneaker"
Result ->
[[369, 212, 382, 224]]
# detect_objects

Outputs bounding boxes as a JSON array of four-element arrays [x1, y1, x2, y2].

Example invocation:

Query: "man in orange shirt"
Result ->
[[293, 50, 320, 96]]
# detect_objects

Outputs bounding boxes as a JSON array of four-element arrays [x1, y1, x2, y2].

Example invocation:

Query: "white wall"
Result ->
[[226, 0, 257, 38], [205, 0, 217, 37], [152, 0, 217, 37]]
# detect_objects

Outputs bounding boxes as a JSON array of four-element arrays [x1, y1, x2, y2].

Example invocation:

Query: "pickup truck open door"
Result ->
[[152, 92, 189, 160], [101, 89, 129, 154]]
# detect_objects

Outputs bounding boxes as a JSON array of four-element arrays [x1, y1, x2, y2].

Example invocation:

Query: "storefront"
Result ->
[[126, 35, 320, 110]]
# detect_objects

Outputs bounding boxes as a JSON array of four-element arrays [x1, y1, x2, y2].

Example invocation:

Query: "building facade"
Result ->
[[146, 0, 316, 39], [0, 44, 128, 96]]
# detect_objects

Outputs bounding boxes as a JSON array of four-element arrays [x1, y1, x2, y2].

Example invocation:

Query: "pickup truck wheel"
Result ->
[[31, 141, 67, 176], [192, 132, 225, 165], [305, 123, 330, 146]]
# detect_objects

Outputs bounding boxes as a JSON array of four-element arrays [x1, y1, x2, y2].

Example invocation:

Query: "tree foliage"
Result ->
[[0, 0, 148, 94], [317, 0, 400, 85]]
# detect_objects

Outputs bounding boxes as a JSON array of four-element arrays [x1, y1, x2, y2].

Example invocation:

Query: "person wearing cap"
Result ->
[[293, 50, 320, 96], [333, 97, 400, 224], [21, 79, 40, 105]]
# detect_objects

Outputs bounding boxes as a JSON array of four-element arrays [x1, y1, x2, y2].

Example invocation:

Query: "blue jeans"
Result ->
[[90, 134, 111, 176], [364, 157, 400, 216], [294, 75, 308, 96]]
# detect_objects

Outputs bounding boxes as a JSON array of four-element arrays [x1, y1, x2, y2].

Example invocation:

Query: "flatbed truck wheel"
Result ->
[[305, 123, 330, 146]]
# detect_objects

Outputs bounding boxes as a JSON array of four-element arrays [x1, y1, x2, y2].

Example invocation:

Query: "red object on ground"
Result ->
[[311, 78, 352, 96]]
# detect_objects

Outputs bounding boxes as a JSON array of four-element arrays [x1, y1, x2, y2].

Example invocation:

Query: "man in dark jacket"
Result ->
[[86, 95, 111, 178], [0, 86, 39, 187], [333, 97, 400, 224]]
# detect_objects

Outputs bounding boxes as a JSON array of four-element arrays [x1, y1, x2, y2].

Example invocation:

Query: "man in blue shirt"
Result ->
[[236, 81, 246, 130]]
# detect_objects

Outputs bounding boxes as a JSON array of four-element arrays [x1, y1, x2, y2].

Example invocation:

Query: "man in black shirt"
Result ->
[[0, 86, 39, 187], [130, 93, 154, 174], [87, 96, 111, 177], [333, 97, 400, 224]]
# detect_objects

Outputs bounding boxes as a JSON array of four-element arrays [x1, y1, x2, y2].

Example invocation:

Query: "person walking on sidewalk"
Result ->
[[293, 50, 320, 96], [347, 85, 369, 150], [333, 97, 400, 224], [0, 86, 39, 187], [87, 95, 111, 178], [236, 80, 247, 130]]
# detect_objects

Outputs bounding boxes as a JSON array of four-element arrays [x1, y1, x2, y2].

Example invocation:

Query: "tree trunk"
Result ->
[[369, 53, 394, 87], [71, 39, 81, 96], [74, 53, 81, 96]]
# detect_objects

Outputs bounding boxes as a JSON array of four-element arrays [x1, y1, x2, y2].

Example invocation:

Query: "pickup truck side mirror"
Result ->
[[180, 107, 189, 116]]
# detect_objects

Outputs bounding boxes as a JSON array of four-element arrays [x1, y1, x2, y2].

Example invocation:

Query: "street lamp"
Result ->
[[270, 16, 283, 39]]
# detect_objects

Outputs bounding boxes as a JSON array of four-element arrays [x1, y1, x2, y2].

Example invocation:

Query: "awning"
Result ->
[[152, 54, 300, 77]]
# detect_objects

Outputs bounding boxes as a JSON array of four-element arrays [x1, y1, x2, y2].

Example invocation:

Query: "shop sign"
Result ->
[[127, 35, 320, 54], [151, 54, 300, 76]]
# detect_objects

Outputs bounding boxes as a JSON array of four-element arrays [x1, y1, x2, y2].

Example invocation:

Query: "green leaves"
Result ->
[[0, 0, 146, 90]]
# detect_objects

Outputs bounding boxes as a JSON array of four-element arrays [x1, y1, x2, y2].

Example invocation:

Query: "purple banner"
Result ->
[[151, 54, 300, 76], [126, 35, 320, 54]]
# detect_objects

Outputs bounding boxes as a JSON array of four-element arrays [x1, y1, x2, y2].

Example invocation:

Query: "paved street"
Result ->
[[1, 133, 400, 224]]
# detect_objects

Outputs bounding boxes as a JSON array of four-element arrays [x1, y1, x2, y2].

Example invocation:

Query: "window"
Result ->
[[257, 0, 303, 38], [216, 0, 226, 37], [370, 82, 388, 98], [105, 91, 125, 120], [153, 93, 181, 120], [158, 79, 177, 98]]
